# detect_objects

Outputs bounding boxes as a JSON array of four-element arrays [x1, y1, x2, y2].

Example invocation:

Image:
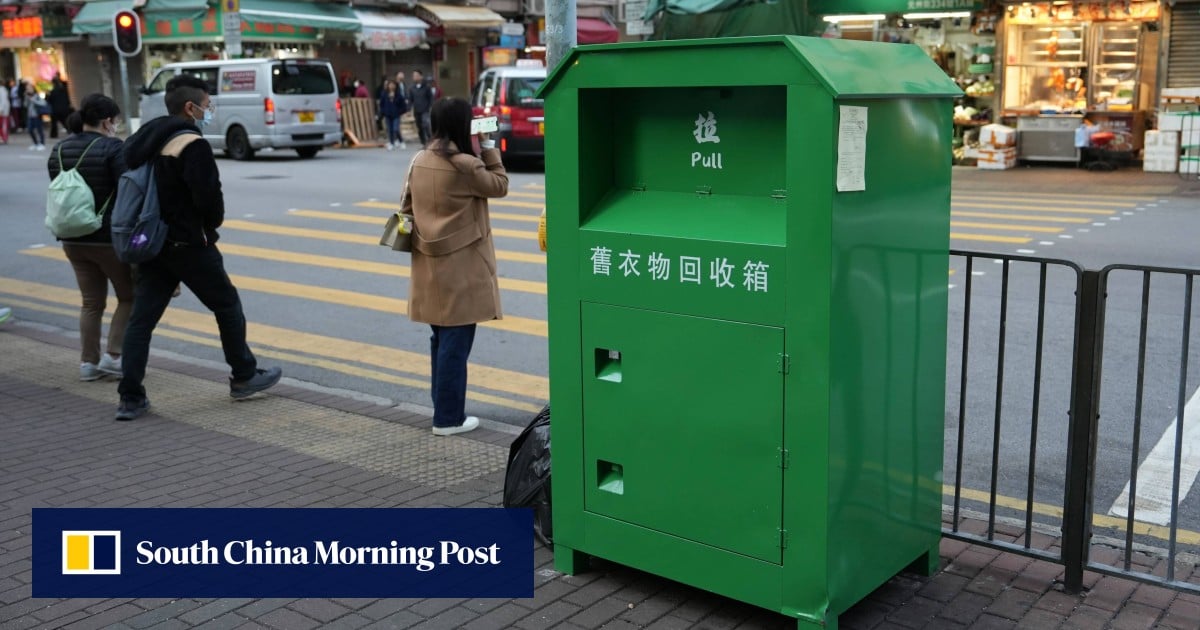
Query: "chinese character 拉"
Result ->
[[648, 252, 670, 281], [618, 250, 641, 277], [680, 256, 702, 284], [710, 258, 735, 288], [743, 261, 769, 293], [591, 246, 612, 276], [693, 112, 720, 144]]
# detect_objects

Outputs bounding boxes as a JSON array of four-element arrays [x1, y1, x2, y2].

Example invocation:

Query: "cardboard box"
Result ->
[[979, 124, 1017, 148]]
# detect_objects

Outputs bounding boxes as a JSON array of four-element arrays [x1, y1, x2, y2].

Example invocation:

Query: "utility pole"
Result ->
[[545, 0, 576, 72]]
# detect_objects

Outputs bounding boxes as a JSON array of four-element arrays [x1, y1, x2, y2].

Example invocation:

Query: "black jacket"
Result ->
[[410, 81, 434, 114], [47, 83, 71, 116], [123, 116, 223, 247], [47, 132, 126, 244]]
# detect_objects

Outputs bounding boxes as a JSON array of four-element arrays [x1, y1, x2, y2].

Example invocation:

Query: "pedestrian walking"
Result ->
[[115, 75, 281, 421], [409, 70, 434, 147], [47, 75, 71, 139], [9, 80, 24, 133], [379, 80, 408, 150], [393, 70, 408, 104], [401, 97, 507, 436], [0, 86, 9, 144], [46, 94, 133, 381], [353, 79, 370, 99], [25, 84, 46, 150]]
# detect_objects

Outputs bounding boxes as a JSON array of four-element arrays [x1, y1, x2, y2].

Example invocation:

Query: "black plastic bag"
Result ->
[[503, 404, 552, 545]]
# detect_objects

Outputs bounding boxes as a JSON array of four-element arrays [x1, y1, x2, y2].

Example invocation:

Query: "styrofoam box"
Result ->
[[1159, 113, 1186, 131], [1144, 155, 1179, 173], [979, 124, 1017, 148], [1182, 158, 1200, 175], [1144, 130, 1180, 148]]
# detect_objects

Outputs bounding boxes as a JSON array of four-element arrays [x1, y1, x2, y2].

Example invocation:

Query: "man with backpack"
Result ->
[[115, 75, 281, 421]]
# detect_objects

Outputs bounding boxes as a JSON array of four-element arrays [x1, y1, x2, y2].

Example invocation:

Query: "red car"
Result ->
[[470, 65, 546, 162]]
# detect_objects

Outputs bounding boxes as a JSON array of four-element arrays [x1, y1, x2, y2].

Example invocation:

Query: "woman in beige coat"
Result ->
[[401, 97, 508, 436]]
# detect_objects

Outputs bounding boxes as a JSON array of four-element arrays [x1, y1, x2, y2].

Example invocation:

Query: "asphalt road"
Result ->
[[2, 134, 1197, 558]]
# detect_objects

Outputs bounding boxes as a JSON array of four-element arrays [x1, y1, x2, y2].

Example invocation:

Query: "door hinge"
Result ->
[[777, 353, 790, 374], [631, 182, 647, 192], [771, 189, 788, 200], [695, 185, 713, 196], [777, 448, 789, 469], [778, 528, 788, 549]]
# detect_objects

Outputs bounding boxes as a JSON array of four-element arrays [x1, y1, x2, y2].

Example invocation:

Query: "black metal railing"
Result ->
[[944, 250, 1200, 594]]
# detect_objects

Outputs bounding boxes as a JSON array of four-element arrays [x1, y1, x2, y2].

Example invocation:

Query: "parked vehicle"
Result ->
[[139, 58, 342, 160], [470, 64, 545, 161]]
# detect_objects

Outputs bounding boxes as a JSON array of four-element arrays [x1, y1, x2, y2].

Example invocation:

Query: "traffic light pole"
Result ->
[[118, 55, 131, 134]]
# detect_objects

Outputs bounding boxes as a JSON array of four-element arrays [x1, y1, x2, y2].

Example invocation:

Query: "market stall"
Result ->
[[1000, 1, 1160, 162]]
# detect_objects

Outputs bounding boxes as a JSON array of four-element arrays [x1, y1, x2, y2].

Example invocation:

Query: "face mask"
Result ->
[[192, 104, 213, 129], [107, 120, 124, 136]]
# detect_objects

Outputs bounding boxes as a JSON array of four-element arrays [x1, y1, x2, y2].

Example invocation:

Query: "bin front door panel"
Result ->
[[580, 303, 785, 564]]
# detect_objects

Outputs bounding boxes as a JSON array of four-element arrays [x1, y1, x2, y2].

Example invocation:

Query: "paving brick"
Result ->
[[886, 596, 941, 628], [514, 579, 577, 610], [1032, 589, 1079, 616], [513, 600, 582, 629], [618, 594, 680, 626], [462, 602, 532, 630], [918, 573, 969, 603], [1084, 576, 1138, 612], [1059, 604, 1113, 630], [123, 599, 204, 628], [257, 607, 323, 630], [286, 599, 354, 623], [233, 599, 297, 619], [965, 569, 1016, 598], [1012, 608, 1066, 629], [357, 598, 425, 621], [315, 613, 373, 630], [360, 610, 424, 629], [1107, 601, 1163, 630], [567, 598, 633, 628], [59, 603, 147, 630], [937, 591, 991, 626], [144, 620, 189, 630], [643, 615, 700, 630], [838, 600, 891, 630], [985, 587, 1039, 621], [968, 614, 1017, 630]]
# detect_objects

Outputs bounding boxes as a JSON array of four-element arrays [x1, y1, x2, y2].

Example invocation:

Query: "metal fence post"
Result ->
[[1062, 270, 1104, 593]]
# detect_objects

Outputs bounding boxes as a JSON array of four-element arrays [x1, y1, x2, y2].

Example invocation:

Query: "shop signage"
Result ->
[[140, 7, 319, 43], [2, 16, 42, 39], [362, 28, 422, 51], [809, 0, 981, 13], [223, 10, 242, 55], [39, 9, 75, 40], [499, 34, 524, 48], [221, 70, 256, 92]]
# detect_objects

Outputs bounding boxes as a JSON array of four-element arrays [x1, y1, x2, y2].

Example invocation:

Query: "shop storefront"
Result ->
[[2, 8, 70, 95], [413, 2, 505, 100], [999, 0, 1160, 161], [317, 8, 429, 98]]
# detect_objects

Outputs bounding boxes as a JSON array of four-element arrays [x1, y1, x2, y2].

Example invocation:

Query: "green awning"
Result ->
[[71, 0, 135, 35], [143, 0, 211, 22], [240, 0, 360, 32], [643, 0, 776, 19]]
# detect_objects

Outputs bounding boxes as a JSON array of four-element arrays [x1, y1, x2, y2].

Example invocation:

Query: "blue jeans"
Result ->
[[430, 324, 476, 428], [27, 113, 43, 145], [119, 244, 258, 402], [416, 111, 431, 146], [385, 116, 401, 145]]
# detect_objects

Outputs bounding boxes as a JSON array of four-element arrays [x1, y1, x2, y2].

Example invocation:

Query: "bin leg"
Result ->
[[553, 543, 590, 575], [905, 545, 941, 577], [796, 612, 836, 629]]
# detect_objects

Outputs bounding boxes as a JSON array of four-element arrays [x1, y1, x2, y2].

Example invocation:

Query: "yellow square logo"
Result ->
[[61, 531, 121, 575]]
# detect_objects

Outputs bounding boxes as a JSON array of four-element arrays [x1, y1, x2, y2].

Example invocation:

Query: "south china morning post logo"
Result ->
[[34, 508, 533, 598], [61, 531, 121, 575]]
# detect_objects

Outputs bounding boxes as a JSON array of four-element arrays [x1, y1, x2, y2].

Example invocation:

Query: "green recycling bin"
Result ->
[[541, 36, 961, 629]]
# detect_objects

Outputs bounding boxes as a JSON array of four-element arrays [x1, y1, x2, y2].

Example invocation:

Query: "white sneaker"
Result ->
[[36, 144, 45, 151], [80, 362, 103, 381], [386, 142, 395, 151], [98, 354, 122, 377], [432, 416, 480, 436], [27, 144, 35, 151], [400, 142, 408, 150]]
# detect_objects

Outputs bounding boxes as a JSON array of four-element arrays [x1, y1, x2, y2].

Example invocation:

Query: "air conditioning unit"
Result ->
[[524, 0, 546, 16]]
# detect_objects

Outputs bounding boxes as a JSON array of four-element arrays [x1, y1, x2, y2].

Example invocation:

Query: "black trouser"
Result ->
[[50, 111, 69, 138], [118, 243, 257, 402], [416, 110, 431, 146]]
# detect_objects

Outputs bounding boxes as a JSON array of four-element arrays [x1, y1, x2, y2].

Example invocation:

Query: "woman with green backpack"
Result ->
[[46, 93, 133, 382]]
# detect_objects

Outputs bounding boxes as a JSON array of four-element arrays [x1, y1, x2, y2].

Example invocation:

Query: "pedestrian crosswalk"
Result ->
[[5, 183, 1158, 419]]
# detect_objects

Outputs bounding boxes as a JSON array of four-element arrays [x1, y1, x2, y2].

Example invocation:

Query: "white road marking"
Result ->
[[1017, 249, 1036, 254], [972, 271, 986, 276], [1040, 241, 1055, 246], [1059, 235, 1074, 239], [1147, 203, 1159, 207], [330, 202, 342, 207], [244, 213, 255, 218], [28, 243, 45, 249], [948, 284, 957, 290], [1093, 223, 1107, 227], [1123, 212, 1135, 216], [1110, 387, 1200, 526]]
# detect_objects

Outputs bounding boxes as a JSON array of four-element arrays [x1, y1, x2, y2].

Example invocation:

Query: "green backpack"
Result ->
[[45, 137, 113, 239]]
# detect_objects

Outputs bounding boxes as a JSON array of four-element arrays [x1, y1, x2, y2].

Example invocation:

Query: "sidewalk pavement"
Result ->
[[951, 164, 1200, 197], [1, 322, 1198, 630]]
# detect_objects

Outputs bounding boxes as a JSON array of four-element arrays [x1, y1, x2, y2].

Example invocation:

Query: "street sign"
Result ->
[[501, 22, 524, 36], [621, 0, 649, 22], [223, 11, 242, 56]]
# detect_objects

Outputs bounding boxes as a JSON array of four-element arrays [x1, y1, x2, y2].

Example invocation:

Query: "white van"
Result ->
[[139, 58, 342, 160]]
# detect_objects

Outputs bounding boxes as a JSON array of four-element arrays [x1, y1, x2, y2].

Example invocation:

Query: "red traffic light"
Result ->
[[112, 10, 141, 57]]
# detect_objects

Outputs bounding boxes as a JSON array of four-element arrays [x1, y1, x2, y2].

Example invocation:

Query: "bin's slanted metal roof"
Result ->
[[538, 35, 963, 100]]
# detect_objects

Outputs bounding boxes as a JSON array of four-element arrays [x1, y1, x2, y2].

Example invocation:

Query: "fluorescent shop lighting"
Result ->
[[902, 11, 972, 19], [822, 13, 885, 22]]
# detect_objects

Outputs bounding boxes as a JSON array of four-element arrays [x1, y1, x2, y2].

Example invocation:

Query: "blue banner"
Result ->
[[34, 508, 533, 598]]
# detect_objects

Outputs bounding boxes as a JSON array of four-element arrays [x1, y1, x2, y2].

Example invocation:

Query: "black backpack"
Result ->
[[111, 131, 199, 263]]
